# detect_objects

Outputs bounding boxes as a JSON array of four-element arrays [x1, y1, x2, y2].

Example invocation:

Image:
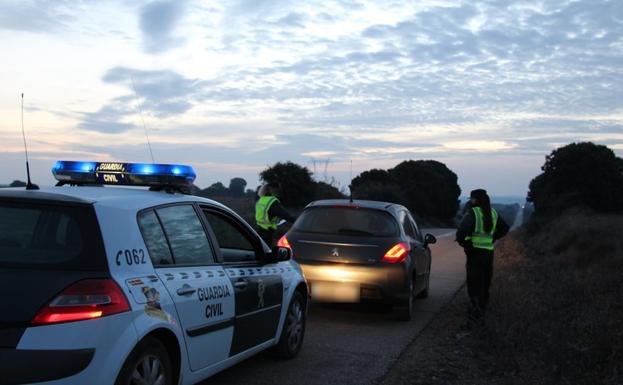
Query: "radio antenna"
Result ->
[[21, 93, 38, 190], [349, 159, 353, 203], [130, 77, 156, 163]]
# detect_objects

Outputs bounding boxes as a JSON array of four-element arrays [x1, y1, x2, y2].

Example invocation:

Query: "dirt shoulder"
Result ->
[[380, 286, 503, 385]]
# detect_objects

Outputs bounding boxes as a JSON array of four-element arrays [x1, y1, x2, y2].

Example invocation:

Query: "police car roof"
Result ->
[[0, 185, 225, 211]]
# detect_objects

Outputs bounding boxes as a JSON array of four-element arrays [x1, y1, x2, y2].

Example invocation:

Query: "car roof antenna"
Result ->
[[21, 93, 38, 190], [131, 76, 156, 163], [349, 159, 354, 203]]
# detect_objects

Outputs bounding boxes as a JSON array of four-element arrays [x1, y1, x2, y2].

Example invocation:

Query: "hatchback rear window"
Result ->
[[293, 207, 399, 237], [0, 201, 106, 270]]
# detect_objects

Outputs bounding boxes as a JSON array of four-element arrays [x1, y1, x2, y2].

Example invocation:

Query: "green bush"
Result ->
[[351, 160, 461, 222], [528, 142, 623, 215]]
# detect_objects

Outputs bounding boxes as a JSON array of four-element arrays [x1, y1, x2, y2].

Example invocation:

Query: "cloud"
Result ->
[[276, 12, 306, 28], [139, 0, 187, 53], [0, 1, 75, 33], [79, 103, 136, 134], [77, 66, 201, 132]]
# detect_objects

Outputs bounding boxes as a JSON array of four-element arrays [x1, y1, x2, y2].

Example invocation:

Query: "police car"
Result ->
[[0, 161, 308, 385]]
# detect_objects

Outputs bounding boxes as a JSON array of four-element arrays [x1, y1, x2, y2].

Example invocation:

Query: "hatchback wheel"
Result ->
[[395, 279, 414, 321], [417, 273, 430, 299], [115, 337, 172, 385]]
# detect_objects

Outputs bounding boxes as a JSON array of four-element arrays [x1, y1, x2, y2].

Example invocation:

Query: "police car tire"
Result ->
[[115, 336, 173, 385], [273, 290, 306, 359]]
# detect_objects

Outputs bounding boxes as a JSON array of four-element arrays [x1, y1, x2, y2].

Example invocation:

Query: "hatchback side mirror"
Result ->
[[424, 233, 437, 246]]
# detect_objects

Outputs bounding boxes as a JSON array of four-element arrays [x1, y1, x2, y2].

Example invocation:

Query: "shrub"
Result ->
[[528, 142, 623, 215], [477, 211, 623, 385]]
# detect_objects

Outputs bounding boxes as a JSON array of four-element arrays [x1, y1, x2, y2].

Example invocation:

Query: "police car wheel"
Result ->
[[115, 337, 173, 385], [274, 291, 306, 359], [395, 279, 414, 321]]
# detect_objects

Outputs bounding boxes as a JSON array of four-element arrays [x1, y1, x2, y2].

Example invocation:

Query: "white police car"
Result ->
[[0, 161, 308, 385]]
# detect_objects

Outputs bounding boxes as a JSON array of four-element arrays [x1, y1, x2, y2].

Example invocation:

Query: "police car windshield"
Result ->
[[293, 207, 399, 237], [0, 201, 107, 270]]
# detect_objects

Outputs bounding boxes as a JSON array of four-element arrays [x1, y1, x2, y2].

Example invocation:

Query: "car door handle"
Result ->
[[176, 287, 197, 296], [234, 280, 248, 290]]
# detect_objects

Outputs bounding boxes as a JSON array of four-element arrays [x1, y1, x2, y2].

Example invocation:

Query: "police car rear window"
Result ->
[[0, 201, 107, 270], [293, 207, 399, 237]]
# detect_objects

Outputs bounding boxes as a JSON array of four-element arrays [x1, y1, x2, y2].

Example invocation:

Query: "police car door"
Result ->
[[199, 206, 284, 356], [137, 204, 235, 371]]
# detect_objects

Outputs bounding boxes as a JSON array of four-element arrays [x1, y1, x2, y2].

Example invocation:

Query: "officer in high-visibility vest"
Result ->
[[255, 183, 295, 247], [456, 189, 509, 320]]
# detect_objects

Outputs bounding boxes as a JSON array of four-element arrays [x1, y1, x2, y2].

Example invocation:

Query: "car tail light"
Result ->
[[277, 235, 291, 249], [32, 279, 130, 325], [382, 242, 410, 264]]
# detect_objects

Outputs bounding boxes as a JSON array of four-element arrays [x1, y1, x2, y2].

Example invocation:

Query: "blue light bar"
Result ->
[[52, 161, 196, 187]]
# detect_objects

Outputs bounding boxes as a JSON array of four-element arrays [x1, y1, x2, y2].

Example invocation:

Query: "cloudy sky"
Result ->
[[1, 0, 621, 196]]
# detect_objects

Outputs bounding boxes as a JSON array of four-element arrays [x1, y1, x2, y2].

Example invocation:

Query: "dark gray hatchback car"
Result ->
[[280, 199, 436, 320]]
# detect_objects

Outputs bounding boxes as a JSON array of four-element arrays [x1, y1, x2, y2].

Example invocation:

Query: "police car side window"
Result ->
[[156, 205, 216, 265], [138, 210, 174, 265], [202, 210, 258, 263]]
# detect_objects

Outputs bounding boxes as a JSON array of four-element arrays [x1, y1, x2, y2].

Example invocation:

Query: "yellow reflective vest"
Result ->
[[255, 195, 279, 230], [465, 207, 498, 250]]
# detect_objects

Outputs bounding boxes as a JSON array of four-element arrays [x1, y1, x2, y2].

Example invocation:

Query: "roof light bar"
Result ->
[[52, 161, 196, 187]]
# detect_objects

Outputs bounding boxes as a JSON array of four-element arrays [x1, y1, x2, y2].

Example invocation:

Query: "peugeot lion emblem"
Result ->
[[331, 248, 339, 258]]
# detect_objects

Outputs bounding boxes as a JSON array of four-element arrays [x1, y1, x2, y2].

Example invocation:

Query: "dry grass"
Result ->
[[473, 209, 623, 385]]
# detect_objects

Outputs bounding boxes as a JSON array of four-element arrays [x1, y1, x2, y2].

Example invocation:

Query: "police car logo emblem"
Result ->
[[331, 248, 339, 258], [257, 279, 265, 308]]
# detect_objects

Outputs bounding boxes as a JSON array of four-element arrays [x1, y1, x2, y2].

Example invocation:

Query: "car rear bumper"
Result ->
[[299, 261, 409, 304], [0, 348, 95, 385]]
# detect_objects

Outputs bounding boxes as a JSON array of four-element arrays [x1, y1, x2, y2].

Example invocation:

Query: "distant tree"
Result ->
[[9, 180, 27, 187], [352, 182, 406, 205], [390, 160, 461, 220], [351, 160, 461, 222], [228, 178, 247, 197], [313, 181, 346, 201], [528, 142, 623, 214], [244, 188, 257, 198], [198, 182, 228, 197], [350, 169, 394, 192], [259, 162, 315, 207]]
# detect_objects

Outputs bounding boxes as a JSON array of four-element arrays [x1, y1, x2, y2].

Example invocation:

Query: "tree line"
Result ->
[[201, 141, 623, 221], [5, 141, 620, 221], [200, 160, 463, 223]]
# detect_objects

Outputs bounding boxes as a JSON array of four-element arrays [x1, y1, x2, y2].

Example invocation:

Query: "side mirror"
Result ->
[[268, 246, 292, 262], [424, 233, 437, 246]]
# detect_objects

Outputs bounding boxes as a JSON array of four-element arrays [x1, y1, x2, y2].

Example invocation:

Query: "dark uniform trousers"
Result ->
[[465, 246, 494, 312]]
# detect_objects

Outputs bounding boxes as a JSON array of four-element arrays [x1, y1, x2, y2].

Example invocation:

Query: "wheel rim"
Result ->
[[130, 354, 166, 385], [286, 298, 304, 351]]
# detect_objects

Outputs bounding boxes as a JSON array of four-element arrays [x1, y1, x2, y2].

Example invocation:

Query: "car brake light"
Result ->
[[277, 235, 291, 249], [382, 242, 410, 263], [32, 279, 131, 325]]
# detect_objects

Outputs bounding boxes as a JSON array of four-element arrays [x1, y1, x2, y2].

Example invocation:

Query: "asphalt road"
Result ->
[[204, 229, 465, 385]]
